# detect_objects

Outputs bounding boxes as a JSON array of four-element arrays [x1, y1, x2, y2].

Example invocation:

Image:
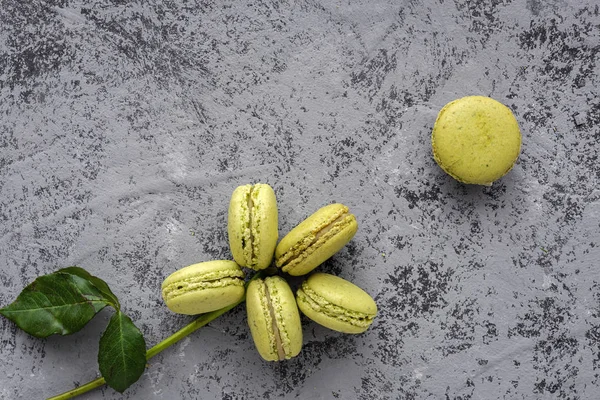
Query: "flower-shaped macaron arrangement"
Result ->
[[161, 183, 377, 361]]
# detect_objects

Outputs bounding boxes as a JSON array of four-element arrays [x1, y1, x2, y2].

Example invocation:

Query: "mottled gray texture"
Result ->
[[1, 0, 599, 399]]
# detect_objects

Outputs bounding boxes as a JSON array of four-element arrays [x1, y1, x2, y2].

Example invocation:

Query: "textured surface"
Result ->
[[1, 0, 599, 399]]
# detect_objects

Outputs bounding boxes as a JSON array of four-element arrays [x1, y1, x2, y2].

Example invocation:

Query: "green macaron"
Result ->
[[296, 273, 377, 334], [228, 183, 278, 270], [275, 203, 358, 276], [246, 276, 303, 361], [161, 260, 245, 315], [431, 96, 522, 186]]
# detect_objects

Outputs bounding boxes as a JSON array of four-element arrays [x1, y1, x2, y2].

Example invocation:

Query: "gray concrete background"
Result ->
[[1, 0, 599, 399]]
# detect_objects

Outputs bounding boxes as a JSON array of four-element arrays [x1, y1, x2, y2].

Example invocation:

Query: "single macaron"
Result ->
[[246, 276, 303, 361], [296, 273, 377, 334], [228, 183, 278, 270], [275, 203, 358, 276], [161, 260, 245, 315], [431, 95, 521, 186]]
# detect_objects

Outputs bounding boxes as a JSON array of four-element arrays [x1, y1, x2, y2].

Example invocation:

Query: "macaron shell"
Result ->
[[431, 96, 521, 185], [285, 218, 357, 276], [228, 184, 251, 267], [165, 284, 245, 315], [251, 184, 278, 269], [246, 277, 302, 361], [296, 293, 368, 334], [246, 279, 278, 361], [303, 273, 377, 315], [161, 260, 242, 288], [276, 204, 348, 260], [296, 273, 377, 334], [228, 183, 278, 270], [265, 276, 302, 359], [161, 260, 245, 315], [275, 204, 358, 276]]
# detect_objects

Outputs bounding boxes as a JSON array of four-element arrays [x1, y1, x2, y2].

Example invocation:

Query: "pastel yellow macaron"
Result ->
[[161, 260, 245, 315], [431, 96, 521, 186], [228, 183, 278, 270], [246, 276, 303, 361], [275, 203, 358, 276], [296, 273, 377, 334]]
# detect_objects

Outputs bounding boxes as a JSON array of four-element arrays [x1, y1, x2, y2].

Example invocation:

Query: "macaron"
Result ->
[[228, 183, 278, 270], [161, 260, 245, 315], [296, 273, 377, 334], [275, 203, 358, 276], [246, 276, 303, 361], [431, 95, 521, 186]]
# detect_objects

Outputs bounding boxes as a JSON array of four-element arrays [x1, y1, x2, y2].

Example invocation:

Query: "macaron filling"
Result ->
[[255, 278, 294, 360], [277, 209, 355, 273], [297, 282, 375, 328], [240, 185, 265, 268], [245, 186, 257, 262], [264, 282, 286, 361], [238, 186, 253, 265], [162, 269, 245, 301]]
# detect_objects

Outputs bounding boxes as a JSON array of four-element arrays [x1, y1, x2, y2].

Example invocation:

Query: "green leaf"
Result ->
[[59, 266, 121, 309], [98, 311, 147, 393], [0, 272, 109, 337]]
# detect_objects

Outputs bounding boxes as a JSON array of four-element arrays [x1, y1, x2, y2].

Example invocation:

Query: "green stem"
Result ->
[[47, 271, 265, 400]]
